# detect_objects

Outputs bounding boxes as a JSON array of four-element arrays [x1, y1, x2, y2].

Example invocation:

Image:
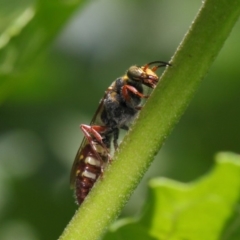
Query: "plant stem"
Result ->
[[59, 0, 240, 239]]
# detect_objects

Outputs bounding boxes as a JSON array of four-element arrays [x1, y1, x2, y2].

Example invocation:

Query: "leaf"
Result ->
[[103, 219, 157, 240], [104, 152, 240, 240]]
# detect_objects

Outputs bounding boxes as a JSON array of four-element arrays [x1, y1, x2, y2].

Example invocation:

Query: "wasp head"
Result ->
[[127, 61, 171, 89]]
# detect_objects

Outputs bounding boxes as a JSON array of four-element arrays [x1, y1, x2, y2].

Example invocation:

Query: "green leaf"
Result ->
[[104, 219, 157, 240], [104, 152, 240, 240]]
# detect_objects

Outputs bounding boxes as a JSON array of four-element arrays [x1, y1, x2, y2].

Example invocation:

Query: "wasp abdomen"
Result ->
[[74, 144, 107, 205]]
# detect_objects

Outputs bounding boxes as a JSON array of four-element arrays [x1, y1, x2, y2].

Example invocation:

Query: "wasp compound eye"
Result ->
[[126, 66, 144, 81]]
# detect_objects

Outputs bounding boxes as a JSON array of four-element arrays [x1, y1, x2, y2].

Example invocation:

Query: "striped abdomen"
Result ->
[[74, 143, 108, 205]]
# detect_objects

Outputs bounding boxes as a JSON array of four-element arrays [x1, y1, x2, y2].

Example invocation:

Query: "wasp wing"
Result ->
[[70, 90, 109, 188]]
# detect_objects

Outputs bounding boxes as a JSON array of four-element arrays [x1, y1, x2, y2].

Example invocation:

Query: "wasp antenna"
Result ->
[[147, 60, 171, 66], [151, 62, 171, 72], [144, 61, 171, 72]]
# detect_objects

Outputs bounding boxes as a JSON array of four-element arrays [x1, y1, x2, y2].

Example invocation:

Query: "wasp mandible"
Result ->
[[70, 60, 171, 205]]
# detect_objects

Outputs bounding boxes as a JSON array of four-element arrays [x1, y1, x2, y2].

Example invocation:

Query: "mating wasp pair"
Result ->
[[70, 61, 170, 205]]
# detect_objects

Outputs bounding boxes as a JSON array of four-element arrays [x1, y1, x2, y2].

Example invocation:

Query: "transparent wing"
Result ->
[[70, 90, 109, 187]]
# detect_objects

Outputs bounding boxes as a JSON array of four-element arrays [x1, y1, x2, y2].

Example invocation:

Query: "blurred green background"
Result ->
[[0, 0, 240, 239]]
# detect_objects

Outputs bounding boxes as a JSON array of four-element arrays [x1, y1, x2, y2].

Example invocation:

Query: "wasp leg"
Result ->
[[100, 126, 119, 151], [80, 124, 112, 162], [112, 128, 119, 150], [121, 85, 150, 110], [81, 124, 105, 143], [122, 85, 149, 102], [121, 125, 129, 131]]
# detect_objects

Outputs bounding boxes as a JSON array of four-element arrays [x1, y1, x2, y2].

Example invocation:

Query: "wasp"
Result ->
[[70, 60, 170, 205]]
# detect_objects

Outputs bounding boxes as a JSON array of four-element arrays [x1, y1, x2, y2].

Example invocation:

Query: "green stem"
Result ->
[[59, 0, 240, 239]]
